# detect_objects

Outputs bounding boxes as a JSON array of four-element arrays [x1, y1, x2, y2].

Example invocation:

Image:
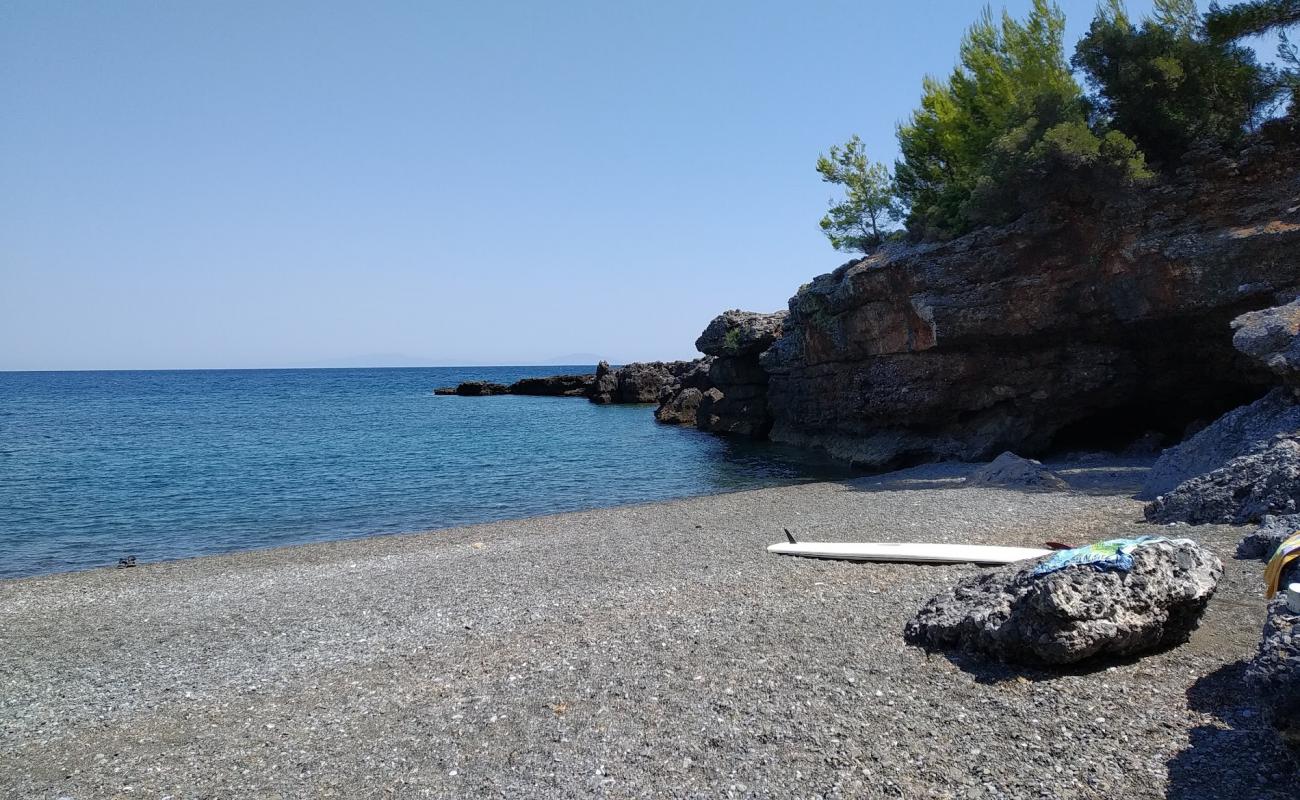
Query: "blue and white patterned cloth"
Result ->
[[1031, 536, 1174, 576]]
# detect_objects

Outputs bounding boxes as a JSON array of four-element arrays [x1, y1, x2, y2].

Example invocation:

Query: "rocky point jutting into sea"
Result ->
[[444, 122, 1300, 471]]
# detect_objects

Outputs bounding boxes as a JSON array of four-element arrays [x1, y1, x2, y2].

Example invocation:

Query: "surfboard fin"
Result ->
[[784, 528, 798, 544]]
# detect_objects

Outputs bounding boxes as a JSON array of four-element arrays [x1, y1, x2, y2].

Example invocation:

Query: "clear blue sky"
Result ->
[[2, 0, 1171, 370]]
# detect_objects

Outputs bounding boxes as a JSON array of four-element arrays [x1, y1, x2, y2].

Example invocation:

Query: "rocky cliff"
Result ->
[[759, 124, 1300, 468]]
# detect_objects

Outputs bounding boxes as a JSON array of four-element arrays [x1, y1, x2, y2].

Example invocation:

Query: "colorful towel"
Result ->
[[1030, 536, 1172, 576], [1264, 532, 1300, 598]]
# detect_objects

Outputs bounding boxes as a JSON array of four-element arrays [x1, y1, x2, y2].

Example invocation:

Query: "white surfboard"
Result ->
[[767, 540, 1052, 565]]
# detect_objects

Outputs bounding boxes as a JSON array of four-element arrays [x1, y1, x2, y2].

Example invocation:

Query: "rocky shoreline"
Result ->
[[441, 124, 1300, 472]]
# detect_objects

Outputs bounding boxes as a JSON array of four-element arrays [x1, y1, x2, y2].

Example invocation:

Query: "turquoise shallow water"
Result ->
[[0, 367, 852, 578]]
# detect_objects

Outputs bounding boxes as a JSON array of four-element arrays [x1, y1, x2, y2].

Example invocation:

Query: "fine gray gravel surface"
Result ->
[[2, 458, 1294, 799]]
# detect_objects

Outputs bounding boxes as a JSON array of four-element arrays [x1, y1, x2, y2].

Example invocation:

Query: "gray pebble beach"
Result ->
[[3, 458, 1294, 798]]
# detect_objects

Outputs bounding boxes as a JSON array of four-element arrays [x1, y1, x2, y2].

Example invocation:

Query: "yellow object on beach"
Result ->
[[1264, 532, 1300, 598]]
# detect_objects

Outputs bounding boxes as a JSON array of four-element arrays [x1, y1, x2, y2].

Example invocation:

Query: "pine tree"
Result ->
[[1074, 0, 1279, 167], [1205, 0, 1300, 40], [894, 0, 1146, 238], [816, 135, 898, 253]]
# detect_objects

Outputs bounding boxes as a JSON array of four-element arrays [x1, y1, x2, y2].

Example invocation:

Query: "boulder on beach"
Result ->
[[1247, 595, 1300, 751], [963, 452, 1069, 491], [904, 538, 1222, 665], [1144, 435, 1300, 524], [1238, 514, 1300, 560]]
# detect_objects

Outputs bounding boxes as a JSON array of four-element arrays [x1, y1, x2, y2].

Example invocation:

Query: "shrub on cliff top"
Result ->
[[1073, 0, 1281, 169], [893, 0, 1147, 238]]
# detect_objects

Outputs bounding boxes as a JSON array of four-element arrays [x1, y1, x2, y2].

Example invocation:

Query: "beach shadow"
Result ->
[[1164, 660, 1297, 800], [834, 457, 1153, 498], [922, 642, 1182, 685]]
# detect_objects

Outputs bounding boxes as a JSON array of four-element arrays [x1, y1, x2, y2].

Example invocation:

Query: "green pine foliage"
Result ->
[[815, 0, 1292, 247], [1207, 0, 1300, 113], [893, 0, 1148, 239], [1073, 0, 1279, 169], [815, 135, 900, 252], [1205, 0, 1300, 40]]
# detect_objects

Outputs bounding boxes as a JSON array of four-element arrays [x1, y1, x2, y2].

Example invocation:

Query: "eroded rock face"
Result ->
[[963, 452, 1069, 491], [695, 310, 786, 358], [590, 361, 620, 404], [1145, 436, 1300, 524], [1247, 596, 1300, 750], [654, 387, 703, 425], [1233, 298, 1300, 388], [590, 360, 700, 405], [1141, 388, 1300, 499], [678, 310, 787, 438], [904, 539, 1222, 665], [761, 129, 1300, 469]]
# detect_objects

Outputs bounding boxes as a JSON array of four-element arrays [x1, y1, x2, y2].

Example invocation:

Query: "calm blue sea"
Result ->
[[0, 367, 852, 579]]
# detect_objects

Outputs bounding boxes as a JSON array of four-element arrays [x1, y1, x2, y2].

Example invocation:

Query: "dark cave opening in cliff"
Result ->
[[1045, 385, 1269, 456]]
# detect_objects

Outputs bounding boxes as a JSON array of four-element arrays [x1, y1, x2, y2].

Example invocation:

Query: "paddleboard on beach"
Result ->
[[767, 541, 1053, 565]]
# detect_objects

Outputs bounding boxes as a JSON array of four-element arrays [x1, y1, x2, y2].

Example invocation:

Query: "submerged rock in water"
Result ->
[[904, 538, 1221, 665], [1247, 595, 1300, 751], [963, 452, 1068, 491], [1145, 436, 1300, 524], [434, 381, 511, 397], [508, 374, 594, 397]]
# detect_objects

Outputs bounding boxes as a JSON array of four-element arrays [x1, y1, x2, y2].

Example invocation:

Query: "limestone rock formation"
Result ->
[[1233, 298, 1300, 389], [695, 310, 786, 358], [591, 360, 703, 405], [1141, 388, 1300, 499], [1145, 436, 1300, 524], [591, 361, 620, 404], [963, 452, 1069, 490], [904, 538, 1222, 665], [654, 387, 704, 425], [760, 128, 1300, 468], [678, 310, 787, 438]]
